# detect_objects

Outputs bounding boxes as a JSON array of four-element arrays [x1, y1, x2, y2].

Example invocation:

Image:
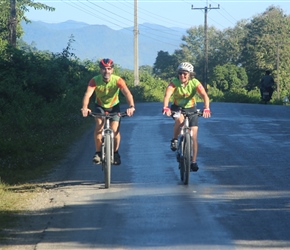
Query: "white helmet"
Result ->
[[177, 62, 194, 73]]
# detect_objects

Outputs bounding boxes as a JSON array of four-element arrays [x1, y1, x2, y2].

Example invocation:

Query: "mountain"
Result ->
[[21, 20, 186, 69]]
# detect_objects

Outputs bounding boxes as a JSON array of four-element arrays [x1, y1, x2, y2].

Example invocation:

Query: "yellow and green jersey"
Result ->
[[168, 78, 202, 108], [88, 74, 127, 108]]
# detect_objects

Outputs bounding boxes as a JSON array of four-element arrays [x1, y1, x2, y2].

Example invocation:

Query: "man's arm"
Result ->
[[120, 86, 134, 107], [81, 85, 95, 117], [120, 86, 135, 116]]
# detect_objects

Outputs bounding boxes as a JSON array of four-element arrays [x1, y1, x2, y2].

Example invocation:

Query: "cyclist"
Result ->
[[81, 58, 135, 165], [162, 62, 211, 171]]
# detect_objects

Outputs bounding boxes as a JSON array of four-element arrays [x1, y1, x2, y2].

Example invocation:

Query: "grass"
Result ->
[[0, 117, 92, 243], [0, 183, 34, 240]]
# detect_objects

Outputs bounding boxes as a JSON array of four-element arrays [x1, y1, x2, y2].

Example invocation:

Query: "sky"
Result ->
[[25, 0, 290, 31]]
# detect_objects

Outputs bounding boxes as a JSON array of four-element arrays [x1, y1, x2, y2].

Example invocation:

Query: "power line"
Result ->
[[60, 0, 186, 45], [59, 0, 133, 30]]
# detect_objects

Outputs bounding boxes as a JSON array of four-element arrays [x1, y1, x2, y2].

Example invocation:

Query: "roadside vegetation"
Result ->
[[0, 2, 290, 241]]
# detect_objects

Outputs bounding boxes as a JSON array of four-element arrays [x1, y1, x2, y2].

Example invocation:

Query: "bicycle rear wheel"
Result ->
[[183, 133, 191, 185], [104, 132, 111, 188]]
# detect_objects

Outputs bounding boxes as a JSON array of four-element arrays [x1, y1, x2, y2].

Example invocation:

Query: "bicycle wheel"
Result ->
[[178, 138, 185, 182], [183, 133, 191, 185], [104, 132, 112, 188]]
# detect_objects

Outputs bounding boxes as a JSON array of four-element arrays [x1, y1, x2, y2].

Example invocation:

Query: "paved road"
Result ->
[[4, 102, 290, 249]]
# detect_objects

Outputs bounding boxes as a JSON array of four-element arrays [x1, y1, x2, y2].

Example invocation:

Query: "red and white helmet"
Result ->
[[99, 58, 114, 69]]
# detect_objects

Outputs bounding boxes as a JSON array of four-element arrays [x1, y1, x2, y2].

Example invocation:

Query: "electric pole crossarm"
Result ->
[[191, 4, 220, 10]]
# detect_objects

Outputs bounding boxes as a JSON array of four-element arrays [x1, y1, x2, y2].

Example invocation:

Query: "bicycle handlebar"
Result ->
[[89, 112, 128, 118], [171, 109, 204, 117]]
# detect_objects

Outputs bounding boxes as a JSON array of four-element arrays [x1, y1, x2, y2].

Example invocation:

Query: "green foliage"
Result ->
[[0, 40, 170, 184], [2, 4, 290, 184], [207, 86, 224, 102], [153, 50, 179, 80], [210, 63, 248, 91], [0, 42, 92, 184], [139, 71, 168, 102], [223, 88, 251, 103], [0, 0, 55, 49], [236, 6, 290, 97], [152, 5, 290, 103], [119, 69, 167, 103]]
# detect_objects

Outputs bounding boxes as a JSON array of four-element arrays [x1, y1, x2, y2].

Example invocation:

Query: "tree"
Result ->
[[0, 0, 54, 51], [240, 6, 290, 96], [209, 20, 247, 69], [210, 63, 248, 92], [179, 25, 228, 81], [153, 50, 178, 80], [152, 6, 290, 101]]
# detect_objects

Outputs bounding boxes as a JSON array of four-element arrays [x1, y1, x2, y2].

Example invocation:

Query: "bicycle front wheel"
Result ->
[[104, 132, 112, 188], [178, 138, 185, 182], [183, 133, 191, 185]]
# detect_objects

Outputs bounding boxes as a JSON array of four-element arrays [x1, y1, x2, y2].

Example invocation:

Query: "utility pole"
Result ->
[[276, 43, 280, 99], [134, 0, 139, 86], [192, 2, 219, 90], [9, 0, 17, 47]]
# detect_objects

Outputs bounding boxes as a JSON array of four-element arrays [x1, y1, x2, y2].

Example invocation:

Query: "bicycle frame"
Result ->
[[101, 117, 115, 167], [178, 115, 192, 156]]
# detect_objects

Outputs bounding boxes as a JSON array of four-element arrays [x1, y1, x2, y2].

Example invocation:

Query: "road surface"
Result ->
[[2, 102, 290, 250]]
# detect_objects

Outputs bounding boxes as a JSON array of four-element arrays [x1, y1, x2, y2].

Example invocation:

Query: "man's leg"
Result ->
[[111, 121, 120, 152], [111, 121, 121, 165], [93, 117, 104, 164], [269, 87, 274, 99], [94, 118, 104, 151]]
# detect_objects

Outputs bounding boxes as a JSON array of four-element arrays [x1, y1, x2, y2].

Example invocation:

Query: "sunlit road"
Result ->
[[6, 102, 290, 250]]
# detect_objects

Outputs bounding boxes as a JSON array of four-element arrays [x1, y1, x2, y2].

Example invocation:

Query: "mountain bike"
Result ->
[[172, 109, 203, 185], [89, 111, 127, 188]]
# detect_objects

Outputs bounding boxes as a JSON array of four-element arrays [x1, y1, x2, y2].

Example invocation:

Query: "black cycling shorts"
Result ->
[[170, 104, 198, 127], [94, 103, 121, 122]]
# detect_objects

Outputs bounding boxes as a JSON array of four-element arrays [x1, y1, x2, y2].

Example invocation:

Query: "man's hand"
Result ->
[[81, 108, 91, 117], [126, 106, 135, 116]]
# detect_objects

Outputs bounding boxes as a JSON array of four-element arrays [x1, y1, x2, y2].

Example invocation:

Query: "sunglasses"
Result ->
[[178, 72, 188, 76], [101, 67, 112, 71]]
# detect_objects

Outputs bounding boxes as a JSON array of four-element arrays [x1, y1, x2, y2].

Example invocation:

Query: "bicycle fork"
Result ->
[[101, 119, 115, 165]]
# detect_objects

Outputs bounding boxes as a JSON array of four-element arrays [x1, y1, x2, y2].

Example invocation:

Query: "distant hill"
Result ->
[[21, 20, 186, 69]]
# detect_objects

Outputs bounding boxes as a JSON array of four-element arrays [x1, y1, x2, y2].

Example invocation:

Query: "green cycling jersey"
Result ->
[[169, 78, 201, 108], [89, 74, 126, 108]]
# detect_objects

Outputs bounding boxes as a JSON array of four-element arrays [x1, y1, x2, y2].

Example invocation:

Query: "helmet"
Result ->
[[99, 58, 114, 69], [177, 62, 194, 73]]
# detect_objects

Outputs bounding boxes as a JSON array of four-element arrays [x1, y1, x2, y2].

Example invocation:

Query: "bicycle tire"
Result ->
[[104, 132, 111, 188], [179, 138, 185, 182], [179, 161, 184, 182], [183, 133, 191, 185]]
